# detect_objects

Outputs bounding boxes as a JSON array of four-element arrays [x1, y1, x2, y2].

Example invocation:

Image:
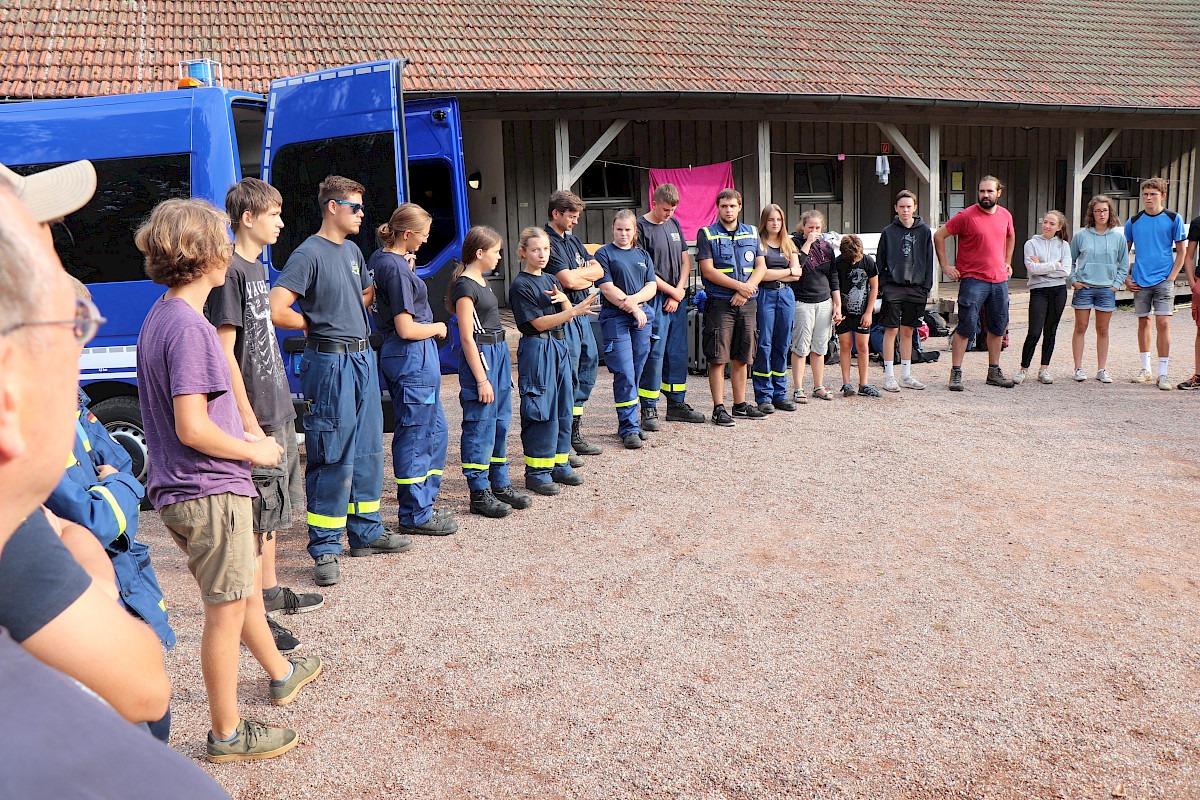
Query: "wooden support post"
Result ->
[[554, 119, 571, 191], [928, 124, 941, 301], [567, 119, 629, 187], [757, 121, 771, 214], [1066, 127, 1085, 234]]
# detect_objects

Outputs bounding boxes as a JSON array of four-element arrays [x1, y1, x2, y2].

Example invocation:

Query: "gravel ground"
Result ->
[[142, 299, 1200, 799]]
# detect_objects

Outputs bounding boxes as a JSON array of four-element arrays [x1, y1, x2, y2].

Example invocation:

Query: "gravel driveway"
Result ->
[[143, 301, 1200, 799]]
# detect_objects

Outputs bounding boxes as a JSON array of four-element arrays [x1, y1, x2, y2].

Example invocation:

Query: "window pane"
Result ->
[[810, 163, 833, 195], [580, 163, 606, 199], [407, 159, 458, 267], [607, 164, 634, 200]]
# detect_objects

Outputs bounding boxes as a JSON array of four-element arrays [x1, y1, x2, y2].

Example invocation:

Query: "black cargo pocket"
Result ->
[[251, 462, 288, 532]]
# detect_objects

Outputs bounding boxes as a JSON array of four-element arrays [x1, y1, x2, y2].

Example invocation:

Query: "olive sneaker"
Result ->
[[270, 655, 323, 706], [207, 719, 298, 763]]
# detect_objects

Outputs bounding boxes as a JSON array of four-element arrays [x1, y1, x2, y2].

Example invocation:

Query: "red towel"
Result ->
[[648, 162, 735, 243]]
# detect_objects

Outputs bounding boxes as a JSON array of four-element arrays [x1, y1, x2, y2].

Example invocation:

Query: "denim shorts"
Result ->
[[1071, 286, 1117, 312], [1133, 279, 1174, 317], [954, 277, 1009, 340]]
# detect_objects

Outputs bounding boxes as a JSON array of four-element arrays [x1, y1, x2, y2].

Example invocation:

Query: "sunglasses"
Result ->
[[332, 199, 366, 215], [0, 296, 107, 346]]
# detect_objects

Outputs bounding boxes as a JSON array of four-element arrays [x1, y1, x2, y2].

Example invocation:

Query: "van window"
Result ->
[[13, 155, 191, 285], [231, 100, 266, 180], [408, 159, 459, 265], [269, 132, 399, 270]]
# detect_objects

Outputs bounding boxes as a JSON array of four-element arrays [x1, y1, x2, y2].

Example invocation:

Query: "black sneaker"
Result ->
[[469, 488, 512, 518], [552, 470, 584, 486], [640, 405, 661, 431], [986, 365, 1015, 388], [773, 397, 797, 412], [263, 585, 324, 617], [757, 402, 775, 414], [665, 401, 706, 423], [349, 530, 417, 553], [732, 402, 765, 419], [492, 484, 532, 509], [397, 516, 459, 537], [948, 366, 964, 392], [623, 433, 644, 449], [712, 405, 735, 426], [268, 617, 299, 655]]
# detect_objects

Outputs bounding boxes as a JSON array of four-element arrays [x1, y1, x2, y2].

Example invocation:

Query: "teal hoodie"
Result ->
[[1069, 227, 1129, 289]]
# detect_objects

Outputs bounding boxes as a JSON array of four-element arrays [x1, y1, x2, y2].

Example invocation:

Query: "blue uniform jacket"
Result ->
[[44, 395, 175, 648]]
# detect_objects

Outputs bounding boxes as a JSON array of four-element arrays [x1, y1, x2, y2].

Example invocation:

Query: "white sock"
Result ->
[[1159, 357, 1169, 376], [901, 360, 912, 379], [883, 361, 894, 378], [1141, 352, 1151, 371]]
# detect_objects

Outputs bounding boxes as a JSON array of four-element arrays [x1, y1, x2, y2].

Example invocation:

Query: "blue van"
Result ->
[[0, 59, 469, 480]]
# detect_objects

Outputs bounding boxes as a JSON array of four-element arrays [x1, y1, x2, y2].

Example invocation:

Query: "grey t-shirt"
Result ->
[[636, 215, 686, 286], [205, 254, 295, 431], [273, 235, 371, 343]]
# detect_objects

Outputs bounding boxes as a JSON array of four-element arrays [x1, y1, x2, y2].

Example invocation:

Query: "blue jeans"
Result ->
[[955, 277, 1009, 340], [1071, 286, 1117, 312]]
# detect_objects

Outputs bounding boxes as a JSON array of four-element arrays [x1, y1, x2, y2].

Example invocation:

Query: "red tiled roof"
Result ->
[[3, 0, 1200, 108]]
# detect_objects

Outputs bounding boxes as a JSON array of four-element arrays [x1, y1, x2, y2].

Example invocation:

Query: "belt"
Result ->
[[306, 337, 370, 354], [759, 280, 784, 290], [523, 328, 566, 340], [475, 330, 506, 345]]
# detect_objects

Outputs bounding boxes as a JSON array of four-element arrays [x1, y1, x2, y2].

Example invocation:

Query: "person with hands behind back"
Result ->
[[449, 226, 532, 518], [370, 203, 457, 537], [508, 227, 598, 494], [594, 210, 659, 449]]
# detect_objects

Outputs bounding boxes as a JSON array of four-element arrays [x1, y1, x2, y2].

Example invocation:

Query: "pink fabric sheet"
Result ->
[[648, 162, 734, 242]]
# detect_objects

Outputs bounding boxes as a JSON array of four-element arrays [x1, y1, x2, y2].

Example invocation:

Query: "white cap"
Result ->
[[0, 160, 97, 223]]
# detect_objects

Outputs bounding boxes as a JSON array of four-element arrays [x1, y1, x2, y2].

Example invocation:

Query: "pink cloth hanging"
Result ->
[[648, 162, 735, 242]]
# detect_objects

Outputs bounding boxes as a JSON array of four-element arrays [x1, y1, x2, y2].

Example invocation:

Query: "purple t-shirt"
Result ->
[[137, 296, 254, 509]]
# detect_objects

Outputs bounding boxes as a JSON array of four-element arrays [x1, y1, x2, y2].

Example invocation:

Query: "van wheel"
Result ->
[[90, 395, 149, 485]]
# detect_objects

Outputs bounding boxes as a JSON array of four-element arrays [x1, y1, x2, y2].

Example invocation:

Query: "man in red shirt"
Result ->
[[934, 176, 1017, 391]]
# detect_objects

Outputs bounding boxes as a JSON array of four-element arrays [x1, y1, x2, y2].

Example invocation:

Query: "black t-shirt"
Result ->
[[509, 270, 564, 336], [792, 236, 839, 303], [273, 234, 371, 343], [205, 253, 295, 431], [544, 224, 593, 304], [450, 274, 502, 332], [636, 215, 686, 286], [370, 250, 432, 347], [764, 244, 790, 270], [1188, 215, 1200, 245], [835, 254, 879, 316], [0, 512, 92, 643]]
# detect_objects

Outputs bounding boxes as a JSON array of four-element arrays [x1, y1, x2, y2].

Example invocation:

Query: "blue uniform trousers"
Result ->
[[300, 348, 385, 558], [459, 340, 512, 492], [639, 293, 689, 407], [517, 335, 575, 485], [600, 306, 654, 438], [381, 338, 448, 527], [752, 286, 796, 404], [564, 314, 599, 416]]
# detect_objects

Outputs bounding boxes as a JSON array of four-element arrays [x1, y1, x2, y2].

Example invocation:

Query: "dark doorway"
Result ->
[[983, 159, 1031, 278], [858, 157, 906, 234]]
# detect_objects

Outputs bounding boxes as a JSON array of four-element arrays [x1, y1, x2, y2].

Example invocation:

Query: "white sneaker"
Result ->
[[1096, 369, 1112, 383], [1157, 374, 1174, 390], [1131, 368, 1154, 383], [883, 376, 900, 393], [898, 375, 926, 390], [1013, 369, 1027, 385], [1037, 369, 1053, 384], [1074, 369, 1087, 382]]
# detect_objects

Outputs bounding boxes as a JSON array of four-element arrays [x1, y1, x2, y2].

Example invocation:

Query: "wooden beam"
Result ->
[[554, 119, 571, 190], [877, 122, 929, 184], [757, 121, 771, 214], [1066, 127, 1085, 233], [1081, 128, 1122, 177], [566, 119, 630, 186], [928, 124, 941, 300]]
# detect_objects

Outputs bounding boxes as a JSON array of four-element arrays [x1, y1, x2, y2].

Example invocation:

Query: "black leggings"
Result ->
[[1021, 285, 1068, 369]]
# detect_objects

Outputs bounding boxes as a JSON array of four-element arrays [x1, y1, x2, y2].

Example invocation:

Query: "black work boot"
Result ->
[[571, 416, 603, 455], [492, 484, 532, 509], [470, 488, 512, 518]]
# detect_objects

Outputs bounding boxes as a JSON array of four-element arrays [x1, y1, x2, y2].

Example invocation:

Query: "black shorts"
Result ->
[[703, 296, 757, 365], [881, 299, 924, 329], [835, 314, 870, 335]]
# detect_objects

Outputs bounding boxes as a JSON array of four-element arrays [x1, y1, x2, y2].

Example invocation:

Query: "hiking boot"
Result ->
[[269, 655, 323, 706], [858, 384, 881, 397], [469, 488, 512, 518], [665, 401, 706, 423], [623, 433, 644, 449], [571, 417, 603, 455], [898, 375, 926, 390], [1131, 368, 1154, 383], [207, 719, 298, 763], [732, 402, 765, 419], [639, 405, 661, 431], [883, 376, 900, 393], [773, 397, 797, 411], [1074, 368, 1087, 382], [1096, 369, 1112, 383], [1157, 374, 1174, 390], [397, 516, 458, 537], [757, 401, 775, 414], [711, 405, 735, 426], [568, 453, 584, 468], [1012, 369, 1027, 385], [1037, 369, 1054, 384], [525, 479, 560, 495], [349, 530, 417, 553], [948, 367, 964, 392], [264, 586, 324, 617], [986, 366, 1015, 388], [268, 617, 299, 655], [313, 554, 340, 587], [492, 485, 532, 509], [841, 383, 856, 397], [1178, 374, 1200, 390], [552, 470, 584, 486]]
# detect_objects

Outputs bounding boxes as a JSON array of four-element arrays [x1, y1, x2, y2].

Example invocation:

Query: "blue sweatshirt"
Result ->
[[1069, 228, 1129, 289]]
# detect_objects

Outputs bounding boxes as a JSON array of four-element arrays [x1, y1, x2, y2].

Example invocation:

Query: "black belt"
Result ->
[[306, 338, 370, 354], [759, 280, 784, 290], [475, 330, 506, 345], [523, 329, 566, 340]]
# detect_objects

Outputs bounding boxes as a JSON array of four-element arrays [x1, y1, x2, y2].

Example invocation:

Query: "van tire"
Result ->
[[90, 395, 149, 486]]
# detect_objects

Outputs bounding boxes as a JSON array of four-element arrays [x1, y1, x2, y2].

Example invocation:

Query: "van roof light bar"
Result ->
[[178, 59, 223, 89]]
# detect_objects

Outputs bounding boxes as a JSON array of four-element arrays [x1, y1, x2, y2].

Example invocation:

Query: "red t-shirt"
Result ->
[[945, 204, 1014, 283]]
